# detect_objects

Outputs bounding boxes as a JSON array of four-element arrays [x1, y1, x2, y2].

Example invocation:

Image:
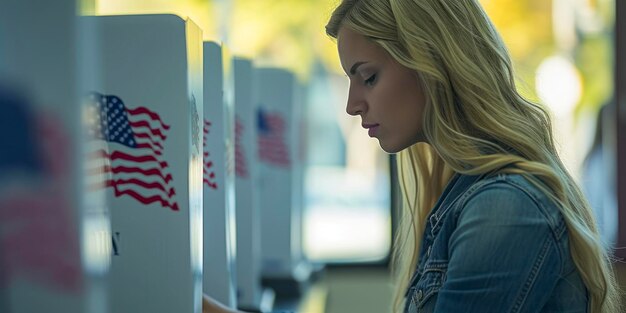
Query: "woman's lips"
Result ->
[[362, 123, 380, 137]]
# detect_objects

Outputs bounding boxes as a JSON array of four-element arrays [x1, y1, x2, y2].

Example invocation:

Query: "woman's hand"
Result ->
[[202, 294, 241, 313]]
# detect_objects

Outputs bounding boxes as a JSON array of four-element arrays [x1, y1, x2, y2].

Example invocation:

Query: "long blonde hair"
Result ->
[[326, 0, 621, 312]]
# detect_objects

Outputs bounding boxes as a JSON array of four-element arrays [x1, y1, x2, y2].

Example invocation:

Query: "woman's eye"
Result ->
[[364, 74, 377, 86]]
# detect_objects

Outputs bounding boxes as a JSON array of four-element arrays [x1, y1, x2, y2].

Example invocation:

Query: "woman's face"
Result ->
[[337, 26, 427, 153]]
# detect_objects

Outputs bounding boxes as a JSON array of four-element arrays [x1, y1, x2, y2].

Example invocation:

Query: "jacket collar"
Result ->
[[427, 172, 488, 234]]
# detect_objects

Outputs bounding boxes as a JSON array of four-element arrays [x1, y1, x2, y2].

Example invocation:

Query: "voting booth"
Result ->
[[0, 1, 111, 313], [255, 68, 311, 296], [203, 41, 238, 308], [80, 14, 204, 313], [233, 58, 276, 312]]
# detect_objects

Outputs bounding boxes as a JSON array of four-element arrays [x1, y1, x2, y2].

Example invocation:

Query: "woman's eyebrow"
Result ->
[[349, 61, 368, 75]]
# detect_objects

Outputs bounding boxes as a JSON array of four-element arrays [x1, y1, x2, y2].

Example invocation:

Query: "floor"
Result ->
[[294, 267, 392, 313], [294, 263, 626, 313]]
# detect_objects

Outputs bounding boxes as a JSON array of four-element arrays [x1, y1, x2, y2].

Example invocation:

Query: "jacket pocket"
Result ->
[[413, 260, 447, 311]]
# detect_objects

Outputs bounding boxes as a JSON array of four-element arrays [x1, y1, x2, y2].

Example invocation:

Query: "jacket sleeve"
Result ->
[[434, 183, 563, 313]]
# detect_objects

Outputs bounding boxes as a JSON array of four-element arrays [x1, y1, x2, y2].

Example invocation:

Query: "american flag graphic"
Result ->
[[0, 90, 81, 291], [203, 119, 218, 189], [257, 108, 290, 167], [234, 115, 249, 178], [86, 92, 179, 211]]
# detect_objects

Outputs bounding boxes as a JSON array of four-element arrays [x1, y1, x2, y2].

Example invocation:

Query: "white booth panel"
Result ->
[[255, 68, 310, 296], [233, 57, 276, 312], [81, 14, 203, 313], [203, 41, 237, 308]]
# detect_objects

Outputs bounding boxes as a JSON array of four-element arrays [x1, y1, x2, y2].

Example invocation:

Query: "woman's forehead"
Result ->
[[338, 27, 388, 66]]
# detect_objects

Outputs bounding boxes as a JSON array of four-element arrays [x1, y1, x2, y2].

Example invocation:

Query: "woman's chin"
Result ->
[[378, 140, 403, 154], [379, 136, 428, 154]]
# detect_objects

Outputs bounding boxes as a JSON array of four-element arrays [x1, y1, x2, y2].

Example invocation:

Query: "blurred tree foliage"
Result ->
[[573, 0, 615, 114], [235, 0, 558, 100], [575, 34, 613, 114], [229, 0, 340, 80], [480, 0, 554, 101], [228, 0, 555, 88], [86, 0, 613, 112]]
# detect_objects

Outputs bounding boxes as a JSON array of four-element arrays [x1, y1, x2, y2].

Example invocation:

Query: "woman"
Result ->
[[204, 0, 621, 312]]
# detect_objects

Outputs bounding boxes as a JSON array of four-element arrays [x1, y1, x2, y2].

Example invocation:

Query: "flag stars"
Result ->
[[89, 93, 141, 149]]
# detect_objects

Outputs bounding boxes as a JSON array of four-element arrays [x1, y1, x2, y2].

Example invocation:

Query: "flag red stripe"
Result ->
[[259, 149, 289, 155], [89, 150, 169, 169], [259, 150, 290, 156], [104, 178, 176, 198], [0, 194, 82, 291], [258, 142, 289, 148], [203, 179, 218, 189], [110, 187, 179, 211], [259, 152, 290, 165], [234, 117, 248, 178], [129, 120, 167, 140], [134, 132, 164, 150], [136, 142, 163, 156], [126, 106, 171, 130], [93, 165, 173, 184], [260, 159, 289, 163], [235, 168, 249, 178], [259, 152, 290, 158], [202, 118, 219, 189]]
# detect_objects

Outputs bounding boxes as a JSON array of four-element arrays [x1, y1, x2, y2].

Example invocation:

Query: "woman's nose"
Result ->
[[346, 85, 365, 116]]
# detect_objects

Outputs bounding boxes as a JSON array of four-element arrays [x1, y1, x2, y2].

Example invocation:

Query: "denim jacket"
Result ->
[[404, 172, 588, 313]]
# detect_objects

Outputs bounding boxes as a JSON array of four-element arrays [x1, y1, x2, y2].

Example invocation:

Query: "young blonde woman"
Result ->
[[203, 0, 622, 312]]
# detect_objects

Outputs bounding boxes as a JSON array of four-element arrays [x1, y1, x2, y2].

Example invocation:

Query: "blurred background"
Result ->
[[81, 0, 621, 311], [1, 0, 623, 312], [81, 0, 617, 263]]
